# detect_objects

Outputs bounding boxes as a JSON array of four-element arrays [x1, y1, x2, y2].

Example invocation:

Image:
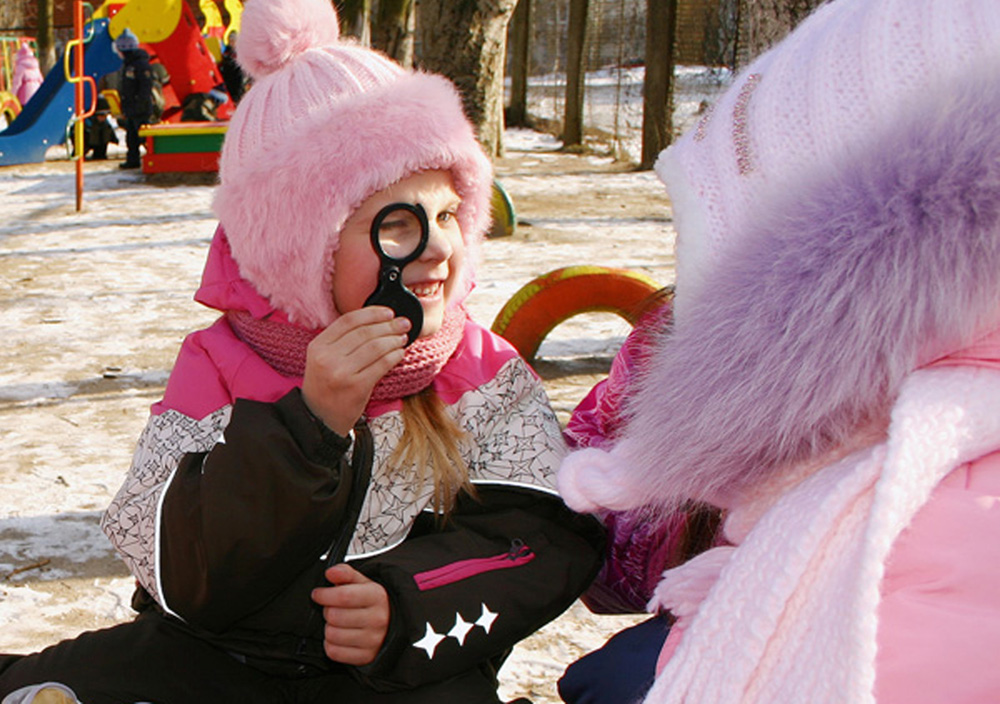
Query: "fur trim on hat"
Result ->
[[607, 67, 1000, 512], [213, 67, 492, 328]]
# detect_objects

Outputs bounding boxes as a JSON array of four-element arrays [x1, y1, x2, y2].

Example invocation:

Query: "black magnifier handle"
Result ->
[[363, 203, 430, 346]]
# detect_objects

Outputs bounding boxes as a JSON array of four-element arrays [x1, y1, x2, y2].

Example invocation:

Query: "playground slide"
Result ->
[[0, 19, 121, 167]]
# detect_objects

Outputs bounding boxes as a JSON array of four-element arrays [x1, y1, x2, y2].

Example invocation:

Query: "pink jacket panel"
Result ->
[[874, 449, 1000, 703], [654, 451, 1000, 699], [565, 302, 713, 612], [158, 226, 524, 421], [155, 314, 524, 423]]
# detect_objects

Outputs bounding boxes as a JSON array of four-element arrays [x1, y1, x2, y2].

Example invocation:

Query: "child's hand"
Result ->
[[302, 307, 411, 435], [312, 563, 391, 666]]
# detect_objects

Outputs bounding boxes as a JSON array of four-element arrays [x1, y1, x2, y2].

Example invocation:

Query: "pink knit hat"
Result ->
[[213, 0, 493, 329]]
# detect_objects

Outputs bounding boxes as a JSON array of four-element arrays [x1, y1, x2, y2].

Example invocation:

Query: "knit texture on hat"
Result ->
[[559, 0, 1000, 516], [658, 0, 1000, 325], [213, 0, 493, 329]]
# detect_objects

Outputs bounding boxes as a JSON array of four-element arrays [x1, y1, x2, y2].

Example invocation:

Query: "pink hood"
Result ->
[[194, 225, 309, 329]]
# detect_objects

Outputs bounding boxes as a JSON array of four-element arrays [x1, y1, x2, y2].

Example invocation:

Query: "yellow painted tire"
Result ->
[[489, 179, 516, 239], [0, 91, 21, 128], [491, 266, 661, 361]]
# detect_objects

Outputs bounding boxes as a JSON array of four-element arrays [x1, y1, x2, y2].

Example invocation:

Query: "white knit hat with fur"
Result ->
[[658, 0, 1000, 326]]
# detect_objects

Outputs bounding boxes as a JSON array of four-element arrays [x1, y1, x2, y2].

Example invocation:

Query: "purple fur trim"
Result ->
[[618, 68, 1000, 511]]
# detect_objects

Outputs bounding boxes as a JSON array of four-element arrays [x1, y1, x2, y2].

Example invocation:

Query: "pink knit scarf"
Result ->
[[227, 306, 467, 404]]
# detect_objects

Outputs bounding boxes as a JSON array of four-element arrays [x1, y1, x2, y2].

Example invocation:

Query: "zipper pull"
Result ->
[[507, 538, 529, 560]]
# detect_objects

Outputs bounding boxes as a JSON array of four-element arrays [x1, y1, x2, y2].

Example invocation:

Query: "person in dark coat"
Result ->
[[84, 96, 119, 160], [114, 28, 153, 169], [218, 32, 249, 104]]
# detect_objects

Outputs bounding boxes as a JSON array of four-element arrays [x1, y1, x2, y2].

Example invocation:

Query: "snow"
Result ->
[[0, 122, 676, 700], [520, 64, 732, 161]]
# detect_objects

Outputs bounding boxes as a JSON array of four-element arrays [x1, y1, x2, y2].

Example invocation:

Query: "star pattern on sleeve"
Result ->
[[475, 602, 498, 634], [414, 622, 446, 658], [346, 358, 567, 561], [448, 613, 475, 645], [458, 359, 566, 492], [412, 603, 500, 658], [100, 407, 231, 604]]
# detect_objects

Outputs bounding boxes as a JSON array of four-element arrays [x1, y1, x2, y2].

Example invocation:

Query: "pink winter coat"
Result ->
[[648, 360, 1000, 703], [566, 300, 723, 614], [874, 450, 1000, 702], [11, 45, 43, 107], [653, 446, 1000, 703]]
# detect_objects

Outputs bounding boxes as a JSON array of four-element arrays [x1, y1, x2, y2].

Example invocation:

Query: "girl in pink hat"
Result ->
[[559, 0, 1000, 702], [0, 1, 602, 702], [10, 43, 43, 108]]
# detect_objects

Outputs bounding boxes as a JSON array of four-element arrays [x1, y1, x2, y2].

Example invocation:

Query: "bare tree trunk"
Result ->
[[416, 0, 518, 159], [36, 0, 56, 74], [737, 0, 826, 66], [0, 1, 27, 33], [372, 0, 414, 67], [561, 0, 587, 149], [505, 0, 531, 127], [338, 0, 371, 45], [640, 0, 678, 169]]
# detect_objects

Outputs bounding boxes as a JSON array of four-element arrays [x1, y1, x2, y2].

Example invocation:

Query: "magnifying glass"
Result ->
[[363, 202, 429, 346]]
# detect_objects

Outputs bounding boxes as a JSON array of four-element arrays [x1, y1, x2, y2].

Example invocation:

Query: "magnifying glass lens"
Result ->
[[376, 207, 424, 260]]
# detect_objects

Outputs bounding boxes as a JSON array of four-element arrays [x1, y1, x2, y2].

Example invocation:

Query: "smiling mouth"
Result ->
[[409, 281, 443, 299]]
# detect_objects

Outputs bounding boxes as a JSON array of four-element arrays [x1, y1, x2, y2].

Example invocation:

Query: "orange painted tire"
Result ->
[[491, 265, 661, 361]]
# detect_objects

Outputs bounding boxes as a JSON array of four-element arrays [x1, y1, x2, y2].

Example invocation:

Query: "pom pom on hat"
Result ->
[[236, 0, 341, 79], [114, 28, 139, 53], [557, 442, 648, 513], [214, 0, 493, 329]]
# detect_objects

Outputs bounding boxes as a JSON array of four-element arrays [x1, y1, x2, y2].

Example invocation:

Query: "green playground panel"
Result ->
[[151, 132, 225, 154]]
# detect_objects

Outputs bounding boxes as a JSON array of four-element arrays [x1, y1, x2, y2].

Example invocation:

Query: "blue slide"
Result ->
[[0, 18, 121, 167]]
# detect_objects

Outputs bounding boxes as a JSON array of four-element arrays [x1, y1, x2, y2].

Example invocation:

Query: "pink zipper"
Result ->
[[414, 540, 535, 591]]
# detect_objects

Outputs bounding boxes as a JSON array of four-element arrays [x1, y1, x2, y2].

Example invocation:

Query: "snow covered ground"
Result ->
[[521, 64, 732, 161], [0, 127, 676, 701]]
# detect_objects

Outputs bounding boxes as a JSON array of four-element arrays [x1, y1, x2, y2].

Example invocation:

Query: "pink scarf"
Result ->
[[644, 325, 1000, 703], [227, 306, 467, 405]]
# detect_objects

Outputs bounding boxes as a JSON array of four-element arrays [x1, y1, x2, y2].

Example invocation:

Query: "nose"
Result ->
[[419, 219, 454, 262]]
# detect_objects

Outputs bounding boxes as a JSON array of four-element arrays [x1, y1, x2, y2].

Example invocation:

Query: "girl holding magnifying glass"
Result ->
[[0, 1, 603, 702]]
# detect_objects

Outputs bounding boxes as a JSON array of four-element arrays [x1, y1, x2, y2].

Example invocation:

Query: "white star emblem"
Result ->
[[413, 622, 445, 658], [448, 613, 475, 645], [475, 603, 498, 634]]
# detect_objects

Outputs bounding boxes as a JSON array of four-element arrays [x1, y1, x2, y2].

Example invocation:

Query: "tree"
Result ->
[[561, 0, 588, 149], [640, 0, 679, 169], [0, 0, 27, 34], [736, 0, 827, 67], [36, 0, 56, 74], [415, 0, 519, 159], [337, 0, 371, 45], [371, 0, 414, 67], [505, 0, 531, 127]]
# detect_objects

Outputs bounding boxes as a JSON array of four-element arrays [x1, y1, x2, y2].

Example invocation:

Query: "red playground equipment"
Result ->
[[98, 0, 240, 173], [100, 0, 234, 123]]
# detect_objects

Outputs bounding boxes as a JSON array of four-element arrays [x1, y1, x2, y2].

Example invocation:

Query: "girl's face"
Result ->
[[333, 170, 464, 338]]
